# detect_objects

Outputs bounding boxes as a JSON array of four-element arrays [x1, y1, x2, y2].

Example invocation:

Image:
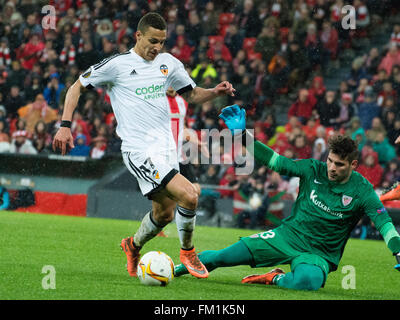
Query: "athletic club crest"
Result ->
[[160, 64, 168, 76], [342, 195, 353, 206]]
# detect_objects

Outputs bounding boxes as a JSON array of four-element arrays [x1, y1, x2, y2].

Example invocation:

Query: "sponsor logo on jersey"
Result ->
[[310, 189, 343, 218], [160, 64, 168, 76], [130, 69, 137, 75], [377, 207, 387, 214], [135, 84, 166, 100], [342, 195, 353, 206]]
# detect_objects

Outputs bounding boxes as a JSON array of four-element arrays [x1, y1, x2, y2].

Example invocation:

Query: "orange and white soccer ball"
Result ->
[[137, 251, 174, 286]]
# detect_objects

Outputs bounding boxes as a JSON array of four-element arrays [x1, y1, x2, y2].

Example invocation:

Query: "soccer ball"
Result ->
[[137, 251, 174, 286]]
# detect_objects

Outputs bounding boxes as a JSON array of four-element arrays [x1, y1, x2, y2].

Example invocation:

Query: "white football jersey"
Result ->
[[79, 49, 196, 157]]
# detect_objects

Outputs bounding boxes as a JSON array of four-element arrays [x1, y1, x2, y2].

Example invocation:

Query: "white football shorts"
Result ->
[[122, 151, 179, 199]]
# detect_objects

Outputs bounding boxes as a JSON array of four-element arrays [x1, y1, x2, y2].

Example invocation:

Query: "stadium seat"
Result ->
[[242, 37, 257, 51], [208, 35, 224, 46], [279, 27, 290, 43], [218, 13, 235, 36]]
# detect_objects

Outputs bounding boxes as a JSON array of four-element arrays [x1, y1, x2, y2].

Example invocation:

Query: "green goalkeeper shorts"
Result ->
[[240, 228, 330, 283]]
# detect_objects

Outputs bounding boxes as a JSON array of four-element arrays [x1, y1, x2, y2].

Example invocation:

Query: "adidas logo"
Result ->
[[130, 69, 137, 75]]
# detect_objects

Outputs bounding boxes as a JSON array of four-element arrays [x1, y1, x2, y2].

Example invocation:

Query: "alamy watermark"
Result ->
[[341, 265, 356, 290], [41, 265, 56, 290], [341, 5, 356, 30], [41, 5, 56, 30]]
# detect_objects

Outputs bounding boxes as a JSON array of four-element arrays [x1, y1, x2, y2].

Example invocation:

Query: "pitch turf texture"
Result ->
[[1, 210, 399, 300]]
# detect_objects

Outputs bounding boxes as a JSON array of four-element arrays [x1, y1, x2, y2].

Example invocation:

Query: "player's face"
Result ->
[[326, 152, 358, 183], [135, 27, 166, 61]]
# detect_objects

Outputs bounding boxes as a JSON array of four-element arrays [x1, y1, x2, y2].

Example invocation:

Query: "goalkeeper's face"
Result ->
[[135, 27, 167, 61], [326, 152, 358, 184]]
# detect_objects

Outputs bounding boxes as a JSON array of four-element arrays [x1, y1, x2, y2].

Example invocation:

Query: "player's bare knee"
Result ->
[[181, 188, 198, 209], [153, 208, 175, 225]]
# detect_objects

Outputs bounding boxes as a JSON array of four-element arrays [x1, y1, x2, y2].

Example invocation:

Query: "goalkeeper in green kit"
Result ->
[[174, 105, 400, 290]]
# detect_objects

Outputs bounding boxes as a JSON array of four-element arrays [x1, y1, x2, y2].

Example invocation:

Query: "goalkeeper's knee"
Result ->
[[276, 264, 324, 291]]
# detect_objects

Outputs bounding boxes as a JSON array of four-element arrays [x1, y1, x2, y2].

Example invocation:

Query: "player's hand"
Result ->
[[52, 127, 74, 155], [395, 135, 400, 144], [214, 81, 236, 97], [218, 104, 246, 135]]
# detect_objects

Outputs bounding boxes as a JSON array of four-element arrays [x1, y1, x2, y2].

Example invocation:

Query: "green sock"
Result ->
[[174, 240, 253, 277], [274, 264, 324, 291]]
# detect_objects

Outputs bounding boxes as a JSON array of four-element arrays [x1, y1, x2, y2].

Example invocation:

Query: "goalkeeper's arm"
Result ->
[[377, 221, 400, 270]]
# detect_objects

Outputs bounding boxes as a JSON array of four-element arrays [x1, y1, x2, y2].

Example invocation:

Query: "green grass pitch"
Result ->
[[1, 210, 399, 300]]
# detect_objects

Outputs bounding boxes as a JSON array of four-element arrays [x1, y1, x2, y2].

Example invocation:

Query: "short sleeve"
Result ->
[[166, 57, 196, 95], [79, 56, 118, 88]]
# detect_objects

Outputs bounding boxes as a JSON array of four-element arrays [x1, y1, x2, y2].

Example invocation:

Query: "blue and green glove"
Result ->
[[219, 104, 246, 136]]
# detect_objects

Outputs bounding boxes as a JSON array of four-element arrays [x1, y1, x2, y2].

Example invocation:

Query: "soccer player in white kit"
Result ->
[[52, 13, 235, 279]]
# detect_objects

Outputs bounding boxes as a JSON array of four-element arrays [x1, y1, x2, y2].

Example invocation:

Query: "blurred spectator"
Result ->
[[378, 43, 400, 76], [377, 81, 397, 108], [207, 39, 232, 63], [198, 165, 221, 219], [200, 1, 219, 36], [237, 178, 270, 229], [16, 33, 44, 71], [32, 120, 52, 152], [365, 47, 381, 75], [312, 137, 327, 161], [4, 86, 25, 119], [224, 24, 244, 58], [366, 116, 386, 142], [319, 20, 338, 65], [286, 40, 310, 91], [9, 130, 37, 154], [171, 35, 193, 65], [346, 116, 367, 151], [69, 133, 90, 157], [357, 86, 380, 130], [381, 159, 400, 190], [76, 41, 101, 71], [346, 56, 369, 91], [18, 93, 57, 135], [90, 136, 107, 159], [372, 131, 397, 165], [334, 93, 356, 128], [308, 76, 326, 103], [43, 73, 65, 110], [290, 134, 312, 159], [357, 150, 383, 188], [288, 88, 318, 124], [254, 25, 280, 66], [234, 0, 260, 38]]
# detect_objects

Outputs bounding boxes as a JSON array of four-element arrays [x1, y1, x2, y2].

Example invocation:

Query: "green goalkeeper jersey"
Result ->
[[257, 144, 393, 270]]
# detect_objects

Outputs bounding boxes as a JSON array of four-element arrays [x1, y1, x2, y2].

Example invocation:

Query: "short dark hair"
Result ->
[[137, 13, 167, 34], [328, 135, 359, 162]]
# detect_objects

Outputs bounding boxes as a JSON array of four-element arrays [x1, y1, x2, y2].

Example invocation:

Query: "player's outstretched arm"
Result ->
[[218, 105, 314, 178], [378, 222, 400, 271], [182, 81, 235, 104], [52, 78, 85, 155]]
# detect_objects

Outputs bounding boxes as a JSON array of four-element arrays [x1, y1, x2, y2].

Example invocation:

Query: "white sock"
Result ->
[[175, 206, 196, 250], [133, 211, 164, 248]]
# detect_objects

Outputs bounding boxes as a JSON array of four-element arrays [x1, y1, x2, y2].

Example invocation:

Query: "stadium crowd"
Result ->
[[1, 0, 400, 229]]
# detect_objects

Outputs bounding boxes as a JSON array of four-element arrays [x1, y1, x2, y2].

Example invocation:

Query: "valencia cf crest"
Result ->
[[342, 195, 353, 206], [160, 64, 168, 76]]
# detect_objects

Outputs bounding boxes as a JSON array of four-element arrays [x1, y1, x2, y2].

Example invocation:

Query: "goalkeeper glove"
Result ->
[[219, 104, 246, 136]]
